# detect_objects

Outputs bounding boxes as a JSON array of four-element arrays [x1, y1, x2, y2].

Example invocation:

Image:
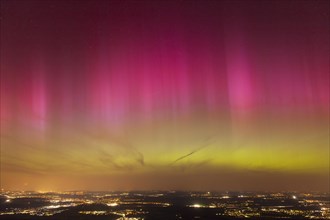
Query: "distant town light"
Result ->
[[292, 195, 297, 199]]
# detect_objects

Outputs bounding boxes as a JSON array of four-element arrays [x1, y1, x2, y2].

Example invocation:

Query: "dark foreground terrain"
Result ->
[[1, 191, 329, 219]]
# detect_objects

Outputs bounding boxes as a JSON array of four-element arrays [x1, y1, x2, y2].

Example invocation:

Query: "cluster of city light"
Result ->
[[79, 211, 107, 215], [79, 209, 147, 219], [1, 191, 329, 219], [188, 204, 217, 209], [185, 192, 330, 219]]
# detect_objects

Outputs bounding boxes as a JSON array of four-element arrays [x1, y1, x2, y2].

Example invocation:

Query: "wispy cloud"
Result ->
[[171, 136, 216, 165]]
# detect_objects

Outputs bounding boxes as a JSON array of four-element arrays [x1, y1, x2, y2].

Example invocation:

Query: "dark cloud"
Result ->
[[172, 137, 216, 164]]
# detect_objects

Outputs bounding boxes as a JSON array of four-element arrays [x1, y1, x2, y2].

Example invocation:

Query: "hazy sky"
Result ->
[[1, 0, 329, 191]]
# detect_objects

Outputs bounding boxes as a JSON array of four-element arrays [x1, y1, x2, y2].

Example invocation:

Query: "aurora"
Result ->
[[0, 0, 329, 191]]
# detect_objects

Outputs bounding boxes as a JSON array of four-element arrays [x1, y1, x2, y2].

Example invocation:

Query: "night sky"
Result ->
[[0, 0, 329, 191]]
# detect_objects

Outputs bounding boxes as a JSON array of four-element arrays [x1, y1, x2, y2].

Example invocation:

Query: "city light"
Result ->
[[0, 191, 329, 219]]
